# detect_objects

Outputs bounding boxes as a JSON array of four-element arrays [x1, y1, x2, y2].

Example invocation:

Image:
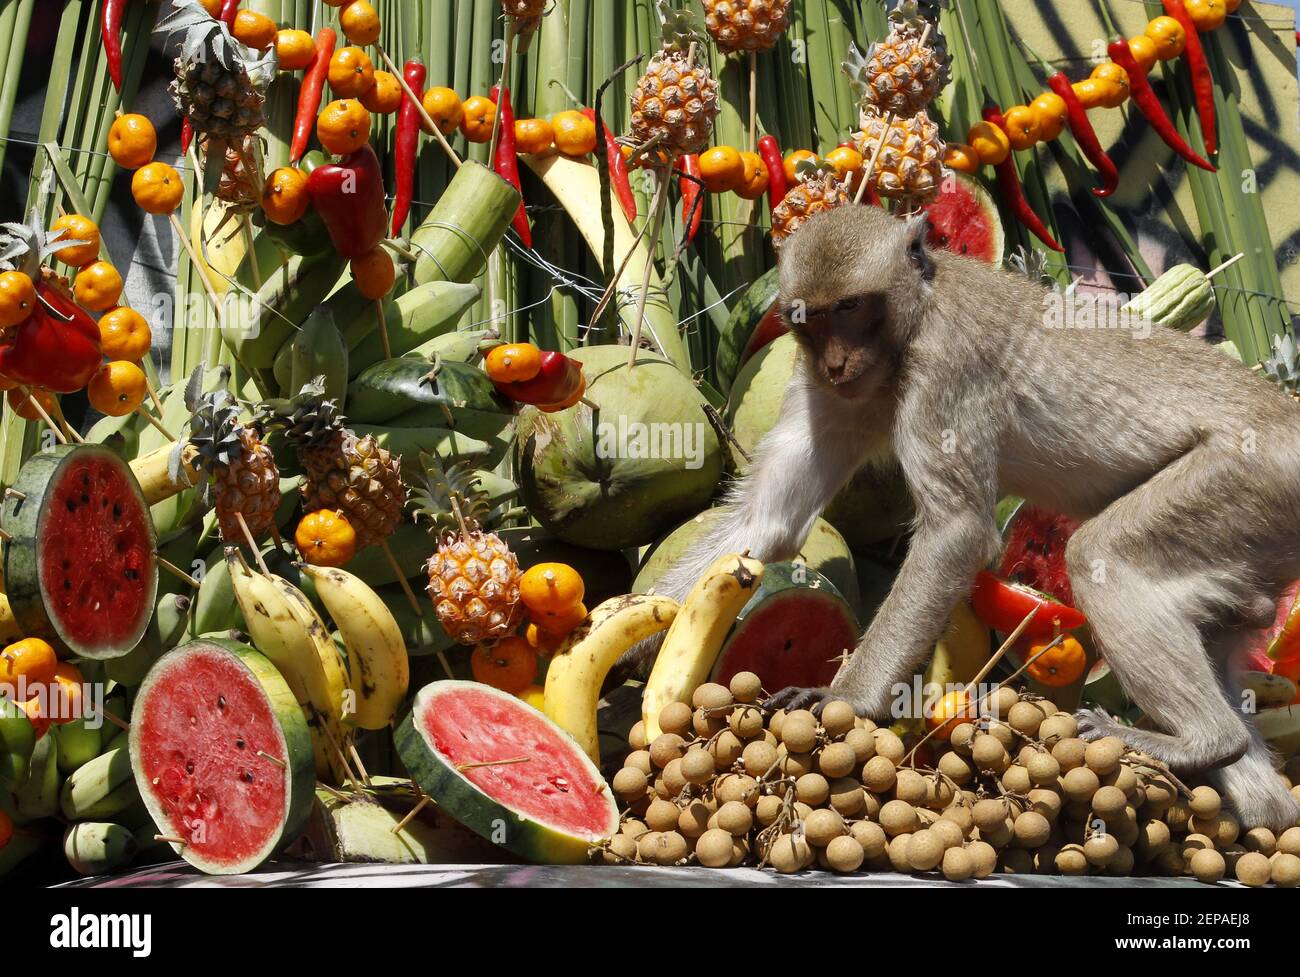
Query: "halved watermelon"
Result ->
[[924, 172, 1005, 263], [395, 681, 618, 864], [1, 444, 158, 659], [130, 638, 314, 875], [997, 500, 1080, 606], [711, 562, 860, 691]]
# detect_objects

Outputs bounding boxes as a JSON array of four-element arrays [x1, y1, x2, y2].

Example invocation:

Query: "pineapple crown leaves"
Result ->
[[257, 377, 348, 447], [841, 43, 872, 103], [1005, 245, 1051, 285], [657, 0, 705, 53], [411, 451, 495, 538], [171, 362, 244, 499], [0, 209, 88, 278], [155, 0, 278, 92], [1261, 331, 1300, 395], [793, 157, 845, 186]]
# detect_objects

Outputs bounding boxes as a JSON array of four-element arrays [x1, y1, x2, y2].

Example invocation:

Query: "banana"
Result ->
[[642, 554, 765, 740], [54, 716, 102, 775], [60, 745, 138, 821], [268, 573, 351, 726], [1257, 704, 1300, 756], [63, 822, 138, 877], [16, 732, 60, 820], [544, 594, 681, 763], [347, 280, 482, 372], [290, 305, 349, 406], [0, 590, 22, 643], [299, 564, 410, 731], [222, 250, 348, 370], [921, 600, 991, 697]]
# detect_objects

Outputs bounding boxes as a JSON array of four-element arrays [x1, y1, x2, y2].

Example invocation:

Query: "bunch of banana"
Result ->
[[641, 554, 765, 741], [543, 594, 681, 764], [226, 549, 352, 783]]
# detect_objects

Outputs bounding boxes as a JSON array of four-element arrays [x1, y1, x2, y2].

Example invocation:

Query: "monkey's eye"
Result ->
[[835, 297, 863, 313]]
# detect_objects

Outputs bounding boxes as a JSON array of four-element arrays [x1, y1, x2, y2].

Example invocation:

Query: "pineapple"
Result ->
[[414, 453, 523, 647], [854, 110, 944, 203], [261, 381, 406, 550], [500, 0, 547, 16], [1260, 332, 1300, 400], [155, 0, 277, 143], [216, 135, 261, 213], [703, 0, 791, 54], [842, 0, 950, 120], [771, 160, 854, 250], [174, 365, 281, 544], [629, 2, 721, 160]]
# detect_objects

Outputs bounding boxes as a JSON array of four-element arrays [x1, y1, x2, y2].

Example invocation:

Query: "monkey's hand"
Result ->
[[764, 685, 837, 714]]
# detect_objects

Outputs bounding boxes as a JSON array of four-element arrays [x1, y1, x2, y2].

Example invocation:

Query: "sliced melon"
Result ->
[[1, 445, 158, 659], [395, 681, 619, 864], [710, 562, 860, 691], [129, 639, 314, 875], [923, 172, 1005, 263]]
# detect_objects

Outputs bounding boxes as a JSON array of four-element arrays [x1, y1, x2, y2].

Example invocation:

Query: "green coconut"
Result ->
[[514, 346, 723, 550], [633, 509, 860, 615], [727, 334, 914, 546]]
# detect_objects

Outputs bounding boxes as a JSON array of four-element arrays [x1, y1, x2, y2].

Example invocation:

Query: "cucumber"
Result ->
[[347, 358, 511, 438]]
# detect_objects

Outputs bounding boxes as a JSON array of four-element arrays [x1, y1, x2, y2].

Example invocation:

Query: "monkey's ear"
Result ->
[[903, 214, 935, 283]]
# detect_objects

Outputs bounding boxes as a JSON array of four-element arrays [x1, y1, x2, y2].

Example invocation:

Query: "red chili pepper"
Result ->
[[489, 86, 532, 249], [391, 58, 425, 237], [970, 570, 1086, 639], [102, 0, 125, 91], [1108, 37, 1214, 173], [677, 155, 703, 245], [1045, 72, 1118, 198], [757, 135, 788, 211], [0, 286, 102, 394], [982, 105, 1064, 253], [219, 0, 239, 24], [290, 27, 336, 163], [1164, 0, 1217, 157], [582, 108, 637, 226], [494, 351, 583, 407], [181, 120, 193, 154], [306, 143, 389, 260]]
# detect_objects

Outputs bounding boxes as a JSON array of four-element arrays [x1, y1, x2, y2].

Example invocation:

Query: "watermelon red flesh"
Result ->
[[924, 173, 1004, 263], [738, 304, 788, 369], [998, 504, 1079, 606], [132, 641, 311, 874], [713, 591, 858, 691]]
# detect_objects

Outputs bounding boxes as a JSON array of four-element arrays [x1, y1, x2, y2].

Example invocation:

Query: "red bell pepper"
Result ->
[[1108, 38, 1214, 173], [982, 104, 1064, 253], [582, 108, 637, 226], [1044, 71, 1118, 197], [0, 287, 102, 394], [677, 155, 703, 245], [102, 0, 125, 91], [290, 27, 336, 163], [1163, 0, 1217, 157], [306, 143, 389, 260], [219, 0, 239, 24], [489, 86, 532, 249], [391, 58, 425, 237], [758, 135, 788, 211], [493, 351, 583, 407], [970, 570, 1086, 639]]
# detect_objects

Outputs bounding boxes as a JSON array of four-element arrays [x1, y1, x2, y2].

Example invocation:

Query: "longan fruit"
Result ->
[[940, 801, 974, 837], [843, 727, 876, 764], [693, 706, 726, 739], [852, 820, 888, 859], [1142, 776, 1176, 811], [1277, 826, 1300, 857], [1105, 845, 1135, 877], [1014, 811, 1051, 848], [908, 829, 944, 871], [929, 817, 965, 851], [1084, 832, 1119, 866], [681, 747, 716, 785], [715, 773, 758, 807], [646, 798, 681, 832], [705, 730, 741, 769], [873, 728, 906, 763], [779, 748, 816, 779], [1209, 812, 1240, 848], [1026, 788, 1062, 823], [1164, 798, 1191, 833], [1221, 843, 1247, 875], [729, 704, 765, 739], [880, 799, 920, 837], [636, 830, 662, 862], [970, 734, 1009, 774], [1008, 700, 1044, 737], [1052, 737, 1088, 772], [768, 833, 813, 873], [1091, 785, 1127, 820], [967, 840, 997, 878], [755, 794, 784, 828], [1152, 848, 1185, 876], [1271, 852, 1300, 887], [817, 741, 857, 780], [828, 778, 867, 817], [1055, 843, 1089, 875], [972, 798, 1007, 832], [1037, 713, 1077, 744], [884, 833, 911, 871], [893, 768, 926, 805], [649, 733, 686, 769], [1061, 766, 1100, 802], [949, 723, 977, 756], [987, 686, 1019, 719], [678, 800, 711, 838], [625, 749, 653, 776], [768, 709, 786, 738], [795, 772, 830, 806], [1189, 785, 1221, 820], [716, 799, 754, 837], [1083, 736, 1124, 775], [941, 845, 973, 881], [937, 750, 973, 785], [692, 682, 732, 711], [1181, 832, 1216, 861], [1234, 851, 1271, 887], [1242, 826, 1276, 856], [612, 766, 649, 800], [621, 817, 649, 839], [728, 671, 762, 704], [662, 758, 688, 796], [780, 710, 819, 753], [742, 739, 778, 778], [825, 833, 865, 873], [1137, 819, 1171, 860], [979, 817, 1014, 848], [658, 701, 694, 737], [985, 721, 1016, 750], [862, 755, 897, 794], [805, 808, 846, 847], [1001, 765, 1031, 794], [998, 848, 1035, 874], [696, 827, 734, 867], [628, 721, 648, 751], [820, 699, 857, 737], [604, 834, 638, 864], [923, 775, 956, 810], [1025, 751, 1061, 788]]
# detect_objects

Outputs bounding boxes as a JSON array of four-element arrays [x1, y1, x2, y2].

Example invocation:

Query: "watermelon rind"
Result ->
[[129, 638, 314, 876], [1, 444, 158, 660], [714, 267, 780, 396], [924, 171, 1005, 263], [395, 681, 619, 864]]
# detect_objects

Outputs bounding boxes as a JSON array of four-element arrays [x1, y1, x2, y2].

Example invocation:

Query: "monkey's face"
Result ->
[[786, 295, 892, 397]]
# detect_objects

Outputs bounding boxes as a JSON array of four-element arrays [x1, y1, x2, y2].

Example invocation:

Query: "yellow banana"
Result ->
[[299, 564, 410, 731], [642, 554, 764, 741], [268, 575, 351, 726], [921, 600, 991, 696], [544, 594, 680, 764]]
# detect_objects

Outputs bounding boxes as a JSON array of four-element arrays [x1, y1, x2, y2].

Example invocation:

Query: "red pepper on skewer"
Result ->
[[757, 135, 788, 211], [494, 351, 584, 407], [970, 570, 1086, 639], [490, 86, 532, 249], [1163, 0, 1217, 157], [306, 144, 389, 260], [102, 0, 125, 91], [391, 57, 425, 237], [1044, 71, 1118, 197], [581, 108, 637, 226], [219, 0, 239, 24], [1108, 37, 1214, 173], [982, 104, 1064, 253], [677, 155, 703, 244], [0, 287, 102, 394], [290, 27, 336, 163]]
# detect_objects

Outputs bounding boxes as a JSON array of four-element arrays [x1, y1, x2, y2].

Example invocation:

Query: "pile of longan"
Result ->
[[599, 676, 1300, 885]]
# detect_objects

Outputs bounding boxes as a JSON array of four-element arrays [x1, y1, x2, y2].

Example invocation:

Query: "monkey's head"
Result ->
[[777, 206, 935, 398]]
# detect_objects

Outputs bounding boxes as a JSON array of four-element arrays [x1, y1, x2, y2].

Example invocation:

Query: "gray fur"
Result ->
[[653, 204, 1300, 831]]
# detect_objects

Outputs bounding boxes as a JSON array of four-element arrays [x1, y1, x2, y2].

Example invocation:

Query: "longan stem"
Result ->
[[376, 43, 463, 169], [626, 167, 670, 370], [380, 538, 422, 617]]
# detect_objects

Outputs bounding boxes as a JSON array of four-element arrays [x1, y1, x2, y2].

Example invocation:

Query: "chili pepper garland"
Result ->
[[391, 57, 425, 237], [102, 0, 125, 92], [1164, 0, 1217, 156], [1109, 37, 1214, 172], [983, 104, 1063, 253], [758, 135, 788, 211], [1040, 62, 1118, 198], [490, 86, 532, 249], [290, 28, 336, 163]]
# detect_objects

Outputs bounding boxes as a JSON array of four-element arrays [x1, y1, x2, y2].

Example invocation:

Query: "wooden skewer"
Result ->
[[143, 371, 166, 416], [99, 707, 131, 733], [748, 51, 758, 155], [854, 110, 894, 205], [235, 511, 271, 576], [45, 397, 85, 444], [487, 20, 519, 166], [376, 44, 463, 169], [456, 756, 530, 772], [169, 212, 223, 324], [136, 405, 176, 442], [390, 794, 430, 835], [375, 299, 392, 360], [155, 835, 188, 847], [3, 489, 25, 501], [380, 539, 423, 617], [1207, 252, 1245, 279], [158, 556, 201, 589], [257, 750, 287, 769], [13, 387, 67, 445], [0, 528, 12, 543], [626, 167, 670, 369], [349, 743, 372, 786]]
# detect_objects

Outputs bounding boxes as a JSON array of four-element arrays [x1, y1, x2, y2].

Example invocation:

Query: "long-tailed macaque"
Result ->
[[648, 204, 1300, 831]]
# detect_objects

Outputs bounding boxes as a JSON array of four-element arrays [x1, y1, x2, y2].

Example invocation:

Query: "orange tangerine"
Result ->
[[329, 46, 376, 97], [72, 260, 123, 312], [1031, 91, 1069, 141], [296, 510, 358, 567], [350, 246, 395, 300], [735, 150, 769, 200], [98, 306, 152, 362], [470, 636, 537, 694], [485, 343, 542, 383], [0, 637, 58, 693], [421, 87, 464, 135], [967, 121, 1010, 165], [698, 146, 745, 193], [261, 166, 310, 225], [131, 161, 183, 214], [107, 113, 157, 170], [360, 70, 403, 114], [232, 10, 277, 50], [50, 214, 101, 268], [520, 563, 585, 614], [460, 95, 497, 143], [276, 28, 317, 70], [340, 0, 381, 45], [0, 270, 36, 328], [551, 110, 597, 156], [87, 361, 147, 417], [317, 99, 371, 154], [515, 117, 555, 154]]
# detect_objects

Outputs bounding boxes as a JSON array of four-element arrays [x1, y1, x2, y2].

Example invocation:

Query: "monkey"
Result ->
[[643, 203, 1300, 832]]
